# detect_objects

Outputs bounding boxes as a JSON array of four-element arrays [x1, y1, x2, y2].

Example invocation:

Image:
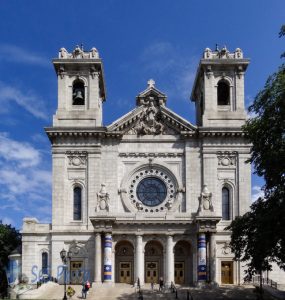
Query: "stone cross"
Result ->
[[147, 79, 155, 88]]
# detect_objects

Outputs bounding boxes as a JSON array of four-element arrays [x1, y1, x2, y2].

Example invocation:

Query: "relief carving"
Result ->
[[221, 242, 231, 255], [217, 151, 237, 167], [66, 151, 87, 167], [126, 100, 176, 135]]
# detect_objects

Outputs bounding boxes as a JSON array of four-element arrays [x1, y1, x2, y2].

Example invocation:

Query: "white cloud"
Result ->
[[251, 185, 264, 202], [0, 133, 41, 168], [0, 81, 48, 120], [0, 44, 49, 67], [0, 133, 51, 222]]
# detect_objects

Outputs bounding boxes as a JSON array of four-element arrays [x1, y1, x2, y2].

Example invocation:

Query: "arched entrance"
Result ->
[[145, 240, 163, 284], [115, 241, 134, 284], [174, 240, 192, 285]]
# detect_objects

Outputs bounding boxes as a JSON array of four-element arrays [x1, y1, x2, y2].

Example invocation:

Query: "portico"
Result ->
[[90, 217, 220, 286]]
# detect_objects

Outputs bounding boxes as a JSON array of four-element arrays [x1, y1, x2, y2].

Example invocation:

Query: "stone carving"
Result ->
[[217, 151, 237, 167], [198, 184, 214, 214], [58, 65, 65, 79], [68, 240, 88, 257], [127, 101, 176, 135], [135, 101, 163, 135], [203, 46, 243, 60], [136, 202, 143, 211], [165, 200, 173, 210], [90, 47, 99, 58], [59, 48, 68, 58], [221, 242, 231, 255], [96, 184, 110, 212], [73, 45, 84, 58], [58, 46, 100, 59], [66, 151, 87, 167]]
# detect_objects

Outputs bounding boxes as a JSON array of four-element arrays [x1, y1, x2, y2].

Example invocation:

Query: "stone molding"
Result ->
[[119, 152, 184, 158]]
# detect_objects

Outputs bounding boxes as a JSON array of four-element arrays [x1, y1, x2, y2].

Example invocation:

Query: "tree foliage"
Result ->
[[0, 223, 21, 296], [227, 26, 285, 283]]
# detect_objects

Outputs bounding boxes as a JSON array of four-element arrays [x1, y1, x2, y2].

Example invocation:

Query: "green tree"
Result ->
[[0, 223, 21, 297], [226, 25, 285, 295]]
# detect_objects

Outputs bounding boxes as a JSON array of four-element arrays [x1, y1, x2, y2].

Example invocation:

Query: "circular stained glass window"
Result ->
[[136, 177, 167, 207]]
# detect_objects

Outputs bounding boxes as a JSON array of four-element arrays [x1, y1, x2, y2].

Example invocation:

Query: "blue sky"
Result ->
[[0, 0, 284, 229]]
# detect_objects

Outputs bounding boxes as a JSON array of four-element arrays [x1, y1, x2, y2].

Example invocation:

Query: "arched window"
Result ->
[[73, 187, 82, 220], [72, 80, 85, 105], [217, 80, 230, 105], [42, 252, 48, 275], [222, 187, 230, 220]]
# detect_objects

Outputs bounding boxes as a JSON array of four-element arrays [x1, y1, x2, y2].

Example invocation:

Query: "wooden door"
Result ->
[[119, 262, 132, 284], [175, 262, 185, 284], [145, 262, 158, 283], [221, 261, 233, 284]]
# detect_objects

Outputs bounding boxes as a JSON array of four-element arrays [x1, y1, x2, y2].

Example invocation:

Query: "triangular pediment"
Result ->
[[108, 80, 197, 136], [107, 104, 196, 136]]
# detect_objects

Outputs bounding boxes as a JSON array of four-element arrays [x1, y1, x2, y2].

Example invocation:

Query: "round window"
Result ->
[[136, 177, 167, 207]]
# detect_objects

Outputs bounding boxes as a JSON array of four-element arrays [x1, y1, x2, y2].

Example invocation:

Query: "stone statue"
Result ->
[[96, 184, 109, 212], [198, 184, 214, 215], [59, 48, 68, 58], [90, 47, 99, 58]]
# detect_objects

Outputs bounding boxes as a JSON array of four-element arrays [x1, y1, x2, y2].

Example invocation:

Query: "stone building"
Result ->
[[21, 45, 252, 286]]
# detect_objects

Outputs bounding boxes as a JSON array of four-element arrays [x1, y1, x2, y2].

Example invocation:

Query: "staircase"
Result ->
[[87, 283, 179, 300]]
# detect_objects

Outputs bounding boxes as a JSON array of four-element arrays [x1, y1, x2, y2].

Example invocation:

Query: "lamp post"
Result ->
[[60, 248, 71, 300]]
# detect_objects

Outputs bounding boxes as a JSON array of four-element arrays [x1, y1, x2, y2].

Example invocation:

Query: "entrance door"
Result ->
[[70, 261, 84, 284], [119, 262, 132, 284], [175, 262, 185, 284], [221, 261, 233, 284], [146, 262, 158, 283]]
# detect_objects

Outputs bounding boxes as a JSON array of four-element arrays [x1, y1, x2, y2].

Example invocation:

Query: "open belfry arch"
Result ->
[[21, 45, 252, 286]]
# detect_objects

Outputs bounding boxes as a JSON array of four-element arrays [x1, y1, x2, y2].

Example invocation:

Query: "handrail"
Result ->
[[252, 275, 278, 289], [170, 282, 178, 298], [136, 278, 143, 300]]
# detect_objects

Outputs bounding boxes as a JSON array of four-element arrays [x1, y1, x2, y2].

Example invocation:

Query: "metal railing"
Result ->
[[136, 278, 143, 300], [170, 282, 178, 298], [252, 275, 278, 289], [170, 282, 194, 300]]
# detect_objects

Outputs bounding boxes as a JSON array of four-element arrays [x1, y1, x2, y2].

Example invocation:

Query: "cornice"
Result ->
[[198, 127, 247, 137]]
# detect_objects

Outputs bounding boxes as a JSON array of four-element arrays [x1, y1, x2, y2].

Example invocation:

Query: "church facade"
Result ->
[[21, 45, 252, 286]]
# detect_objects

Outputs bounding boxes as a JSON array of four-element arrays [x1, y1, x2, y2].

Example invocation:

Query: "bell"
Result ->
[[73, 89, 84, 105]]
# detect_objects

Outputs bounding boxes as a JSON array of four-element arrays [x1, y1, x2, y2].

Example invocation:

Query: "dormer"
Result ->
[[52, 46, 106, 128], [191, 46, 250, 127]]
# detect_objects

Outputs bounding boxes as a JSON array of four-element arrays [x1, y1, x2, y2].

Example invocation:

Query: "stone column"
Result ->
[[103, 233, 112, 282], [94, 232, 102, 283], [210, 233, 216, 284], [135, 235, 144, 286], [197, 233, 207, 283], [165, 235, 174, 287]]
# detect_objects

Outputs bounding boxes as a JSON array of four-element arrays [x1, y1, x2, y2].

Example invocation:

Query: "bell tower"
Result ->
[[191, 46, 249, 127], [52, 45, 106, 127]]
